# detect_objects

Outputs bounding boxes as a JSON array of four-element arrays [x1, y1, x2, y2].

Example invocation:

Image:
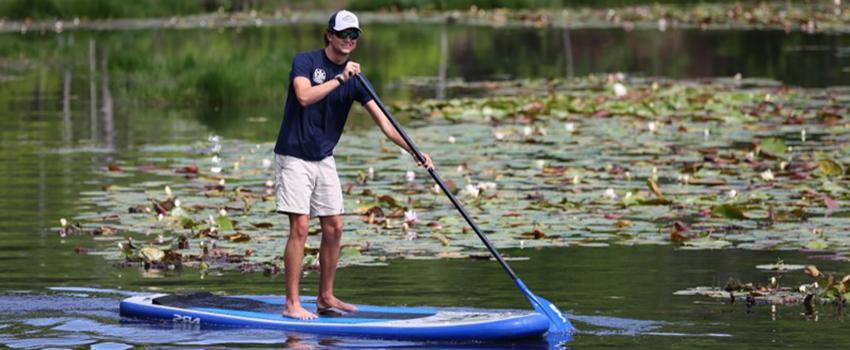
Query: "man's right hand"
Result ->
[[341, 61, 361, 82]]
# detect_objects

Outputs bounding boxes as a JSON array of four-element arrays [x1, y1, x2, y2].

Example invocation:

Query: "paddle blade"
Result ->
[[515, 279, 573, 334]]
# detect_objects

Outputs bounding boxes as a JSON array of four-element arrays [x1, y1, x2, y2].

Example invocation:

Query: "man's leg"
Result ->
[[282, 213, 317, 320], [317, 214, 356, 312]]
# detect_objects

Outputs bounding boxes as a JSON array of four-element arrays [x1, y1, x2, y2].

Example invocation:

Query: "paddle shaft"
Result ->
[[355, 74, 519, 281]]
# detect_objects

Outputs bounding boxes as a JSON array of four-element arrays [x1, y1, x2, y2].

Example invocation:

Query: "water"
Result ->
[[1, 23, 849, 348]]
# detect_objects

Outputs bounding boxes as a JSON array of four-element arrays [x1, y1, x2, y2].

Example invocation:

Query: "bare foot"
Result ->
[[282, 304, 317, 320], [317, 296, 357, 313]]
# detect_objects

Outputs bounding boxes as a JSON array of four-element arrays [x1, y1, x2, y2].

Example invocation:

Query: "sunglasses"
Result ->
[[333, 30, 360, 40]]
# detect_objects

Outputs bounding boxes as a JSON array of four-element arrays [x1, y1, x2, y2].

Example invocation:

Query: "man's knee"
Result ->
[[322, 219, 343, 241], [288, 215, 310, 240]]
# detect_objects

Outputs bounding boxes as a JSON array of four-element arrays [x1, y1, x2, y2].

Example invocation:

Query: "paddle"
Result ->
[[354, 74, 573, 334]]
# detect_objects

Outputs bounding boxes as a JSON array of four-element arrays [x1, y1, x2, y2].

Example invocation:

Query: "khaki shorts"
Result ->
[[274, 154, 344, 217]]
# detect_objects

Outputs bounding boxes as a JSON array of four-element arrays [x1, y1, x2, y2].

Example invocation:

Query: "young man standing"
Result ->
[[274, 10, 434, 320]]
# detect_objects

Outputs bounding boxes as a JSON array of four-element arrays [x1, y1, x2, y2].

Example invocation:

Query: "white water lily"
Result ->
[[233, 161, 240, 171], [523, 126, 533, 137], [464, 184, 480, 198], [60, 218, 68, 227], [456, 165, 465, 174], [405, 170, 415, 182], [801, 129, 806, 142], [704, 128, 710, 140], [604, 188, 617, 199], [208, 135, 221, 143], [477, 182, 497, 191], [658, 18, 668, 31], [157, 213, 164, 221], [208, 215, 216, 225], [780, 161, 788, 171], [404, 209, 418, 224], [746, 152, 755, 162], [624, 192, 633, 199], [264, 180, 274, 188], [262, 158, 272, 168], [448, 136, 456, 144], [728, 189, 737, 198], [433, 184, 441, 194], [764, 94, 771, 102], [211, 155, 221, 163], [678, 174, 690, 184], [613, 82, 627, 97], [760, 169, 774, 181], [219, 178, 226, 186], [625, 171, 632, 181], [651, 82, 659, 91], [210, 167, 222, 174], [367, 167, 374, 180], [564, 122, 576, 133], [536, 160, 546, 169], [219, 208, 227, 217], [647, 121, 658, 133], [165, 186, 172, 198], [572, 175, 580, 185], [174, 199, 181, 208], [494, 132, 506, 140]]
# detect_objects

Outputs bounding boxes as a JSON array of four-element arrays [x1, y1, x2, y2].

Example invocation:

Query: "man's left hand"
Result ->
[[418, 152, 434, 170]]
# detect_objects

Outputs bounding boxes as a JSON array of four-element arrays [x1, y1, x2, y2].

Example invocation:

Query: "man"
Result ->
[[274, 10, 434, 320]]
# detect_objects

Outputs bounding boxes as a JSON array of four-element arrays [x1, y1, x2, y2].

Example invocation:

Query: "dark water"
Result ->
[[1, 23, 849, 348]]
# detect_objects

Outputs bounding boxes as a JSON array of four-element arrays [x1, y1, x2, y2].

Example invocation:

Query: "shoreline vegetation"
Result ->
[[1, 2, 849, 34]]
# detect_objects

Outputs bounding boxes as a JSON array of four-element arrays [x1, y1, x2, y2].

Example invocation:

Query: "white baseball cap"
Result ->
[[328, 10, 361, 32]]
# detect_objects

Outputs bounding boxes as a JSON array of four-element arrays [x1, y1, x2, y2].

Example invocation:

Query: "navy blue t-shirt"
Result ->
[[273, 49, 374, 161]]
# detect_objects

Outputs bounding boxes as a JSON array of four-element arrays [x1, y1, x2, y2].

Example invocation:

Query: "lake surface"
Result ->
[[1, 22, 849, 348]]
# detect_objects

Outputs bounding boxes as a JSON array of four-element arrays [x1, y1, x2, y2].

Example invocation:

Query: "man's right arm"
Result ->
[[293, 76, 340, 107], [293, 61, 361, 107]]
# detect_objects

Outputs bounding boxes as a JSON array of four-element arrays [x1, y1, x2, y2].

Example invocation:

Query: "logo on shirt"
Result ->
[[312, 68, 327, 84]]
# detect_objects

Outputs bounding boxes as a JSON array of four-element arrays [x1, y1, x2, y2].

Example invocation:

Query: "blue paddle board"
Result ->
[[119, 292, 549, 341]]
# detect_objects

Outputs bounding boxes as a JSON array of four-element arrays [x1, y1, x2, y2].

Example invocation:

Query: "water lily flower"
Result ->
[[564, 122, 576, 133], [165, 186, 172, 198], [404, 209, 418, 225], [174, 199, 181, 208], [647, 121, 658, 133], [734, 73, 742, 80], [211, 143, 222, 154], [60, 218, 68, 227], [613, 82, 627, 97], [456, 165, 465, 174], [678, 174, 690, 184], [208, 135, 221, 143], [624, 192, 633, 199], [536, 160, 546, 169], [233, 161, 240, 171], [801, 129, 806, 142], [405, 170, 415, 183], [728, 189, 737, 198], [658, 18, 668, 31], [764, 94, 771, 102], [464, 184, 480, 198], [448, 136, 456, 144], [760, 169, 774, 181], [746, 152, 755, 162], [211, 155, 221, 163], [780, 162, 788, 171], [523, 126, 533, 137], [219, 208, 228, 217], [367, 167, 374, 180], [651, 82, 659, 91], [604, 188, 617, 199], [210, 167, 222, 174], [704, 128, 710, 140], [478, 182, 497, 191], [208, 215, 216, 225], [572, 175, 580, 185], [219, 178, 226, 186], [494, 132, 506, 140], [157, 213, 164, 221], [264, 180, 274, 188], [262, 158, 272, 168], [433, 184, 441, 194]]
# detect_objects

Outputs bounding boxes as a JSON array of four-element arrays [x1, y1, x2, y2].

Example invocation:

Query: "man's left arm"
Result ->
[[363, 100, 434, 170]]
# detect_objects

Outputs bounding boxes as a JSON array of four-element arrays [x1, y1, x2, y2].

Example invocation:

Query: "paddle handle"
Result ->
[[355, 74, 519, 281]]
